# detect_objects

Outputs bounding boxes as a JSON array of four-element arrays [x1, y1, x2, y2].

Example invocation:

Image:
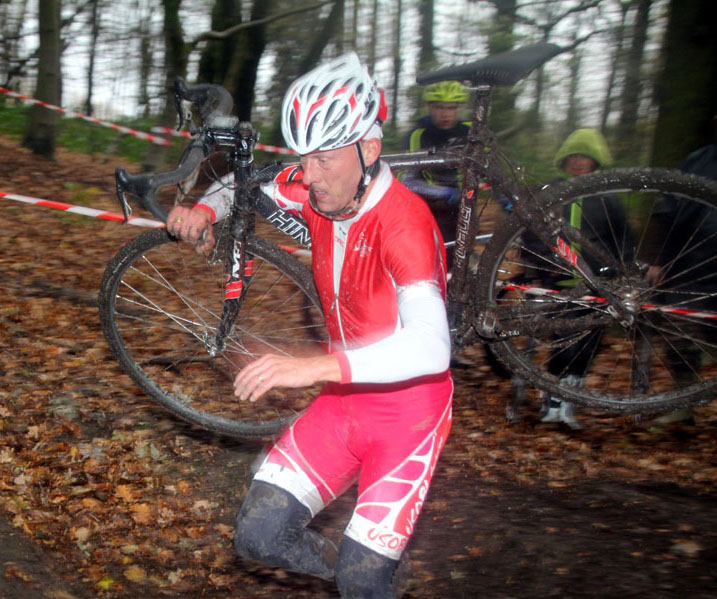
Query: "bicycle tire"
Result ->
[[476, 167, 717, 414], [98, 228, 327, 438]]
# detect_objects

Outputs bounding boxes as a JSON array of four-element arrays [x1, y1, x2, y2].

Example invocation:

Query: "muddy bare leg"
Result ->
[[336, 536, 400, 599], [234, 481, 338, 581]]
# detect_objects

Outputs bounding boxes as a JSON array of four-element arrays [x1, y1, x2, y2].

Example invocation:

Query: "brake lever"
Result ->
[[115, 168, 133, 222], [115, 167, 168, 222]]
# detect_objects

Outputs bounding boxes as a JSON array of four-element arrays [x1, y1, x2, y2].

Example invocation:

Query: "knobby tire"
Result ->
[[476, 168, 717, 414], [98, 228, 326, 438]]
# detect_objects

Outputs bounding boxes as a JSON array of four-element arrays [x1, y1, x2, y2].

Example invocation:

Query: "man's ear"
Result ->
[[361, 138, 382, 167]]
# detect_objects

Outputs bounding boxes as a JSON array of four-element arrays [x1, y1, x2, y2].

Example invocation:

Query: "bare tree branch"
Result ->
[[3, 0, 93, 85], [190, 0, 334, 47], [515, 0, 603, 32], [61, 0, 94, 30], [560, 28, 605, 52]]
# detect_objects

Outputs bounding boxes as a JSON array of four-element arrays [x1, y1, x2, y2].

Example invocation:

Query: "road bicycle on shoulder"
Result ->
[[98, 41, 717, 438]]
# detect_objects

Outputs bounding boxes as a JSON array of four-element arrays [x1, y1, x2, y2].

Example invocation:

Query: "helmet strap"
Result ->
[[308, 142, 380, 221], [354, 142, 373, 201]]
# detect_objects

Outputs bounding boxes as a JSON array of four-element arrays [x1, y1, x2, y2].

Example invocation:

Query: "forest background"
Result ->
[[1, 0, 716, 183], [1, 3, 717, 596]]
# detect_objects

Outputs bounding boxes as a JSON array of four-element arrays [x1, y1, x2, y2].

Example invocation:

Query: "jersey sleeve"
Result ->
[[259, 165, 308, 216], [194, 166, 309, 221], [340, 196, 450, 383], [383, 201, 448, 293], [340, 282, 451, 383], [194, 173, 234, 222]]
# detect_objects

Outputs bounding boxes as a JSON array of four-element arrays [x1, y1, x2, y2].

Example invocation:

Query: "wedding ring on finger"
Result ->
[[175, 217, 182, 224]]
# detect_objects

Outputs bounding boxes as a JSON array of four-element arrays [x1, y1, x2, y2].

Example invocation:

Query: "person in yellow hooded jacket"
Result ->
[[536, 129, 634, 429]]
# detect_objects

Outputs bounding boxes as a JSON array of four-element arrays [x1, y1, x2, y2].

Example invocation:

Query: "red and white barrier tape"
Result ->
[[0, 190, 164, 227], [0, 87, 173, 147], [0, 87, 295, 155], [150, 126, 296, 156], [502, 282, 717, 321], [4, 190, 711, 320], [0, 189, 311, 257]]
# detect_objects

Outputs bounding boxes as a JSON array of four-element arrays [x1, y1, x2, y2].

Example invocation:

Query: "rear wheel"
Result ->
[[98, 228, 326, 438], [477, 168, 717, 414]]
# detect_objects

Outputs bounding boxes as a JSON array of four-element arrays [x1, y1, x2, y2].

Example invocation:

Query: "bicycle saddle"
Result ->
[[417, 41, 562, 87]]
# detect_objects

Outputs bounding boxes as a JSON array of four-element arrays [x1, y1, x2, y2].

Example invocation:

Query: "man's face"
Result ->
[[429, 102, 461, 130], [300, 140, 380, 213]]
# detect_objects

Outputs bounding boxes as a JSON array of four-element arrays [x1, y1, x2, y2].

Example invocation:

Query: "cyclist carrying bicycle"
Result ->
[[167, 53, 453, 599]]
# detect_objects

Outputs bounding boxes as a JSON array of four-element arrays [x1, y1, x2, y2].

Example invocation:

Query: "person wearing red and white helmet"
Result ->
[[280, 51, 389, 220], [170, 53, 452, 599]]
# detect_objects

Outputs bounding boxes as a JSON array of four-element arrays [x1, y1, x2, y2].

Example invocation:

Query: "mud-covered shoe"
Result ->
[[540, 398, 582, 430], [540, 397, 562, 423], [558, 400, 582, 430]]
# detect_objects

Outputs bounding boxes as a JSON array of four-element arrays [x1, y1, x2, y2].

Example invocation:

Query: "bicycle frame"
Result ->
[[115, 89, 627, 357], [115, 39, 635, 356], [432, 84, 637, 348], [210, 122, 259, 354]]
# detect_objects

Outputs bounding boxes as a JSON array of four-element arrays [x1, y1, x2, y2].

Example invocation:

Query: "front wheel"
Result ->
[[476, 168, 717, 414], [98, 228, 327, 438]]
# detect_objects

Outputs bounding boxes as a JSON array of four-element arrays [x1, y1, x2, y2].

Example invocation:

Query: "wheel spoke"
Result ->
[[99, 229, 327, 438], [478, 168, 717, 413]]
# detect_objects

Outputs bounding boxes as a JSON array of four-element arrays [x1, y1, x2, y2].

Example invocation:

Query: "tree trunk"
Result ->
[[565, 45, 582, 136], [488, 0, 516, 55], [22, 0, 62, 159], [161, 0, 188, 120], [614, 0, 652, 163], [197, 0, 242, 85], [651, 0, 717, 166], [390, 0, 402, 133], [225, 0, 275, 121], [1, 0, 30, 89], [137, 3, 155, 118], [298, 0, 344, 75], [417, 0, 435, 72], [599, 1, 630, 132], [487, 0, 517, 131], [265, 0, 346, 145], [367, 0, 378, 72], [143, 0, 187, 171], [84, 0, 101, 116], [348, 0, 358, 52]]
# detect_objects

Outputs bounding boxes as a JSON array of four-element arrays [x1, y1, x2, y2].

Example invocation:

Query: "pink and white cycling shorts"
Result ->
[[253, 372, 453, 560]]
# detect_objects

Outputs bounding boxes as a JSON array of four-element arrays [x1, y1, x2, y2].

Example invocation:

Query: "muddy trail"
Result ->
[[1, 136, 716, 598]]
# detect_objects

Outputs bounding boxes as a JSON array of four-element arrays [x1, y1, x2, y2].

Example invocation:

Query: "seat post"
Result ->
[[471, 84, 493, 127]]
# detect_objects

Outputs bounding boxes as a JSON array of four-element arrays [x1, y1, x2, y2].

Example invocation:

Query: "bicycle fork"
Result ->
[[210, 226, 255, 356], [208, 123, 259, 356], [537, 214, 639, 327]]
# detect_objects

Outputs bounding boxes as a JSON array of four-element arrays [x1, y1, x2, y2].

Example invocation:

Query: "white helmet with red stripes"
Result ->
[[281, 52, 385, 155]]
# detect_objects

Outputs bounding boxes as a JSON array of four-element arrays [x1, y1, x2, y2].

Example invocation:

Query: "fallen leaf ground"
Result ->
[[1, 135, 716, 598]]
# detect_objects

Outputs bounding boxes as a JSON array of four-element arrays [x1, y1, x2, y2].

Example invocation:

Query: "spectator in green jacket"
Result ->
[[537, 129, 633, 429]]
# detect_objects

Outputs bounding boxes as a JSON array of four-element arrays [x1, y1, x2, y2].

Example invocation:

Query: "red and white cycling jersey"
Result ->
[[199, 162, 452, 384], [197, 161, 453, 559]]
